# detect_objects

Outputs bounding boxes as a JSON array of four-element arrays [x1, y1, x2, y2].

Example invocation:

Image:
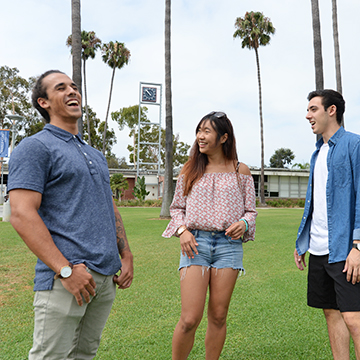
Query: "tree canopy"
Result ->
[[82, 105, 116, 157], [269, 148, 295, 168], [101, 41, 131, 154], [112, 105, 189, 169], [0, 66, 43, 146]]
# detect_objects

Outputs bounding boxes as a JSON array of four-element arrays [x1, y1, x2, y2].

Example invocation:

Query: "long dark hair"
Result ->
[[181, 111, 238, 196]]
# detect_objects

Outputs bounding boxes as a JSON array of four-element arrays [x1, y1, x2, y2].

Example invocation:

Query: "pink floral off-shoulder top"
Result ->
[[162, 171, 258, 242]]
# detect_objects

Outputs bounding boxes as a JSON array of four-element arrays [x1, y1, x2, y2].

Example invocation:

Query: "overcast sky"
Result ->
[[1, 0, 359, 167]]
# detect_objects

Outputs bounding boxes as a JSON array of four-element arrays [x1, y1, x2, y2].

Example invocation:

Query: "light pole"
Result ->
[[0, 159, 5, 204], [4, 114, 24, 154]]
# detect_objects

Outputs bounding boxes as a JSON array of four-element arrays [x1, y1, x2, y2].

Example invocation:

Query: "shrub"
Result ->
[[115, 199, 162, 207], [256, 198, 305, 208]]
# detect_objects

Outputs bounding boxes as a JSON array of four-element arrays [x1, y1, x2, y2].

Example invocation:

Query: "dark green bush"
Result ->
[[256, 198, 305, 208]]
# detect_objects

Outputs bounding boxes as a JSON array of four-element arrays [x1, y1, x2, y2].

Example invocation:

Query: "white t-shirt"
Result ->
[[309, 142, 329, 255]]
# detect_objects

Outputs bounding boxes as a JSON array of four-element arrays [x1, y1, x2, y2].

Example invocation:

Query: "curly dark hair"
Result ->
[[31, 70, 65, 123]]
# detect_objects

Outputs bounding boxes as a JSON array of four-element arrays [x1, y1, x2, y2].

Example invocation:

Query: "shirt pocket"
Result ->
[[333, 162, 351, 188]]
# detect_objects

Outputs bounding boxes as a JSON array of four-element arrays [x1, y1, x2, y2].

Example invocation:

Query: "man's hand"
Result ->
[[113, 252, 134, 289], [343, 248, 360, 284], [60, 263, 96, 306], [294, 248, 307, 270]]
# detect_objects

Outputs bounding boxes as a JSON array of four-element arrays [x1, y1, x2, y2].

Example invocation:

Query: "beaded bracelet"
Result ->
[[239, 218, 248, 232]]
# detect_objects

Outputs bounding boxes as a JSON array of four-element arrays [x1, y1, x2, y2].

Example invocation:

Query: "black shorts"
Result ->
[[308, 254, 360, 312]]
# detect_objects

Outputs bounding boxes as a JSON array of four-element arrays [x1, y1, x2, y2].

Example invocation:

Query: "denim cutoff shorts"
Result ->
[[179, 229, 244, 272]]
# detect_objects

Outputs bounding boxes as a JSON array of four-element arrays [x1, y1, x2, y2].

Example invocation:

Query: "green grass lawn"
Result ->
[[0, 208, 356, 359]]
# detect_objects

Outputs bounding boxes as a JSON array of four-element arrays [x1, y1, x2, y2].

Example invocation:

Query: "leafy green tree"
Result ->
[[234, 11, 275, 205], [107, 156, 130, 169], [132, 176, 149, 201], [67, 30, 102, 146], [70, 0, 83, 137], [82, 106, 116, 157], [292, 162, 310, 170], [161, 0, 174, 217], [110, 173, 129, 200], [111, 105, 149, 168], [0, 66, 43, 145], [101, 41, 131, 154], [127, 125, 189, 169], [269, 148, 295, 168]]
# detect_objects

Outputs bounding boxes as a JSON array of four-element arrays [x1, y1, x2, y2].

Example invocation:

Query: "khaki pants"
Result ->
[[29, 269, 116, 360]]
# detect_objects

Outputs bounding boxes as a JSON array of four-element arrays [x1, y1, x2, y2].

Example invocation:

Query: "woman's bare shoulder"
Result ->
[[237, 162, 251, 176]]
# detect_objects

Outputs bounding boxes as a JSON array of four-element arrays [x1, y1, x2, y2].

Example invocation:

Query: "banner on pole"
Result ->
[[0, 130, 10, 157]]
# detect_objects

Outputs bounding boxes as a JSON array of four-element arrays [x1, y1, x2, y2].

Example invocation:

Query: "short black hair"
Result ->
[[307, 89, 345, 126], [31, 70, 65, 123]]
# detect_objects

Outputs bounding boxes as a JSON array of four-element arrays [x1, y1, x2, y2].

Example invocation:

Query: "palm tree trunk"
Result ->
[[254, 47, 266, 206], [160, 0, 173, 218], [102, 66, 116, 155], [332, 0, 344, 127], [83, 58, 91, 146], [311, 0, 324, 91], [71, 0, 83, 137]]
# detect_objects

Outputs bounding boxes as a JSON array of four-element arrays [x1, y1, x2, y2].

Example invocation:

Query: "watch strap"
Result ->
[[352, 243, 360, 251]]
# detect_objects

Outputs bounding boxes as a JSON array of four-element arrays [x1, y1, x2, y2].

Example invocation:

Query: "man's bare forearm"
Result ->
[[113, 199, 132, 256]]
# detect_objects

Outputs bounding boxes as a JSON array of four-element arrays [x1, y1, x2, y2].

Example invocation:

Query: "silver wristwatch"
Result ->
[[352, 243, 360, 251]]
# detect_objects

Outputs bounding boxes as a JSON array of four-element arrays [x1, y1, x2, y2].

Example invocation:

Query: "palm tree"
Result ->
[[101, 41, 130, 155], [71, 0, 83, 137], [233, 11, 275, 206], [67, 30, 102, 146], [160, 0, 173, 218], [110, 173, 129, 201], [331, 0, 343, 126], [311, 0, 324, 90], [310, 0, 324, 141]]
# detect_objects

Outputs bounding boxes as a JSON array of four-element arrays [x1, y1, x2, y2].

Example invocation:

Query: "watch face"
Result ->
[[142, 87, 157, 102], [61, 266, 72, 278]]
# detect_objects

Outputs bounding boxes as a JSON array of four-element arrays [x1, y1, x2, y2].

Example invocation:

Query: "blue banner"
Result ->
[[0, 130, 10, 157]]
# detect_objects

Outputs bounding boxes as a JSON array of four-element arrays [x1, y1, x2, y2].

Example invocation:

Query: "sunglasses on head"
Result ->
[[207, 111, 227, 119]]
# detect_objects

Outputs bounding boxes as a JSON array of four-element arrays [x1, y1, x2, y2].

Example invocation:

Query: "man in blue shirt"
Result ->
[[8, 70, 133, 359], [294, 89, 360, 359]]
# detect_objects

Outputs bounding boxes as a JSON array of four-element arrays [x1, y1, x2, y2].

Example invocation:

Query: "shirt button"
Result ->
[[78, 144, 81, 147], [84, 153, 87, 156], [89, 161, 92, 165]]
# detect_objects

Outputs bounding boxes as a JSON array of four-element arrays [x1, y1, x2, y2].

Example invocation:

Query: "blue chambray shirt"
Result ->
[[296, 127, 360, 263], [8, 124, 122, 290]]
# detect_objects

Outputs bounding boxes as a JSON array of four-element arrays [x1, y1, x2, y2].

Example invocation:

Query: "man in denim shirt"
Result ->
[[294, 89, 360, 359], [8, 70, 134, 359]]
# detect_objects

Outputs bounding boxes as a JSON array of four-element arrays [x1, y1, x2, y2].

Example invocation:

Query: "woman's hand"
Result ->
[[180, 230, 198, 259], [225, 221, 246, 240]]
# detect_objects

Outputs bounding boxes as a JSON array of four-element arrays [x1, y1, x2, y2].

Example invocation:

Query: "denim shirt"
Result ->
[[296, 127, 360, 263]]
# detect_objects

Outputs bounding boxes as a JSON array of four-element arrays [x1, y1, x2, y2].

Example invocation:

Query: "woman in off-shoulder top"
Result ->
[[162, 111, 258, 360]]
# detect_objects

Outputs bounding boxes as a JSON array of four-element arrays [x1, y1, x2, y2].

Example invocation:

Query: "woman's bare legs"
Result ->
[[205, 268, 239, 360], [172, 266, 210, 360]]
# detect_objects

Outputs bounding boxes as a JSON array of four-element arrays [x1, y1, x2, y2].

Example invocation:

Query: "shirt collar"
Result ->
[[44, 123, 85, 144], [315, 126, 345, 149]]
